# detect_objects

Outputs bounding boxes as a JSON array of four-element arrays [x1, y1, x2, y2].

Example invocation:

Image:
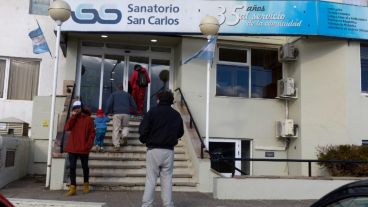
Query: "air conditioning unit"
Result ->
[[277, 119, 295, 137], [278, 43, 298, 62], [277, 78, 296, 97]]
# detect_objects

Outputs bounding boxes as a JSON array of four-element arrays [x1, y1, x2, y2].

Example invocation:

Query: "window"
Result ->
[[216, 47, 282, 99], [29, 0, 51, 15], [0, 58, 40, 100], [251, 49, 282, 98], [361, 44, 368, 93]]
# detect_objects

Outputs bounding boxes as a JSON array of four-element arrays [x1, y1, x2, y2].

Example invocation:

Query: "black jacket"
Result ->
[[139, 103, 184, 150]]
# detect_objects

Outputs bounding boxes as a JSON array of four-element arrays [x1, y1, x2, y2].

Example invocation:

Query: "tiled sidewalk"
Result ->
[[1, 177, 314, 207]]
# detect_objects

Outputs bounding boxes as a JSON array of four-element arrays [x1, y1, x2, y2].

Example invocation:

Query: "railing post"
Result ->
[[308, 161, 312, 177]]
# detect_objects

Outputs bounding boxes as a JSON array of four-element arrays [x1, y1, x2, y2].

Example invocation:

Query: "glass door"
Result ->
[[78, 44, 173, 114], [80, 54, 103, 113], [102, 55, 125, 111]]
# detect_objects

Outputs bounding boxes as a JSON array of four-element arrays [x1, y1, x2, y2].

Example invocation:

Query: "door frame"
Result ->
[[76, 41, 174, 112], [209, 138, 253, 177]]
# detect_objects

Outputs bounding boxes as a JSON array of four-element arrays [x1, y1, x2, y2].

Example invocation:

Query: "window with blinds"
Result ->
[[0, 58, 40, 100]]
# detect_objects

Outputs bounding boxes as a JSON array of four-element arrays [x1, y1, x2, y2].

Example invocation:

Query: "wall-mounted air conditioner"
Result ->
[[276, 119, 297, 137], [277, 78, 296, 98], [278, 43, 298, 62]]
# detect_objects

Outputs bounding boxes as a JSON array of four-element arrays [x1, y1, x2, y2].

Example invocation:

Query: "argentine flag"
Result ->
[[183, 36, 217, 64], [28, 26, 50, 54]]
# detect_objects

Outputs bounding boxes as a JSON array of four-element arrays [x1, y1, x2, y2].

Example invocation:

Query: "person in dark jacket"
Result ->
[[139, 91, 184, 207], [64, 101, 95, 196], [105, 84, 137, 152]]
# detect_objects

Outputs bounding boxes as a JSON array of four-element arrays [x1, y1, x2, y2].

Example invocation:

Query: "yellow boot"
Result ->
[[65, 185, 76, 196], [83, 182, 90, 193]]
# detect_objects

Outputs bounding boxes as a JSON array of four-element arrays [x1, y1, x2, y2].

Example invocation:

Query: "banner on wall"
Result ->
[[61, 0, 368, 40]]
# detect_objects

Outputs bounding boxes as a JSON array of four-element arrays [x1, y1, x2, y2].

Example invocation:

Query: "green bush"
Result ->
[[317, 145, 368, 177]]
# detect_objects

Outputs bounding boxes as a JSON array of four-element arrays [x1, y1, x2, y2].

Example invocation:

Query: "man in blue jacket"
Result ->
[[139, 91, 184, 207], [105, 84, 137, 152]]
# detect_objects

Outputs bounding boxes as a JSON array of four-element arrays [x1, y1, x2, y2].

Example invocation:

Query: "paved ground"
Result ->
[[0, 177, 315, 207]]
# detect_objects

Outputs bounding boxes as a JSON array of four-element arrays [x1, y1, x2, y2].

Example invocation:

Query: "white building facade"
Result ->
[[1, 0, 368, 182]]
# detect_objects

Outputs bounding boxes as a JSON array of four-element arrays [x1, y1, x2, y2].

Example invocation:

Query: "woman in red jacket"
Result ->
[[64, 101, 95, 196]]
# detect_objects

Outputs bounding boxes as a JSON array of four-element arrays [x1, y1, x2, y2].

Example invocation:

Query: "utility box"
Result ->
[[276, 119, 296, 137], [278, 43, 298, 62], [277, 78, 296, 98], [0, 117, 29, 137]]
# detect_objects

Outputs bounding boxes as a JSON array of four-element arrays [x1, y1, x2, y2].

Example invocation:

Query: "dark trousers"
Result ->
[[68, 153, 89, 186], [94, 129, 106, 147]]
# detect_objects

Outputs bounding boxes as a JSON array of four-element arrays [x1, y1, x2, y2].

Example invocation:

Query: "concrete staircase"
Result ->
[[73, 117, 197, 191]]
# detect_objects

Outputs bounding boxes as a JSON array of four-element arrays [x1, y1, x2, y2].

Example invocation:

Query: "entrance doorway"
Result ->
[[209, 138, 252, 177], [77, 40, 174, 113]]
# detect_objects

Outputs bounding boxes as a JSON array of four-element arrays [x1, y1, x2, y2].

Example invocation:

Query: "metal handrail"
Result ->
[[211, 157, 368, 177], [60, 83, 76, 153], [175, 88, 207, 158]]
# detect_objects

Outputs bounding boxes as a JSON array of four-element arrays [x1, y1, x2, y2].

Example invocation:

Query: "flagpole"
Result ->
[[199, 16, 220, 150], [205, 35, 211, 150], [46, 0, 71, 188]]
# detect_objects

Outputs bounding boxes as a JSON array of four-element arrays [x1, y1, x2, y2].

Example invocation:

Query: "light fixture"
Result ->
[[46, 0, 71, 189], [110, 78, 114, 81], [199, 15, 220, 151], [150, 39, 158, 43], [101, 35, 108, 38]]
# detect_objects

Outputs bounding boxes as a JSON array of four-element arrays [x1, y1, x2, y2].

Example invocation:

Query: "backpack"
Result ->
[[136, 70, 148, 87]]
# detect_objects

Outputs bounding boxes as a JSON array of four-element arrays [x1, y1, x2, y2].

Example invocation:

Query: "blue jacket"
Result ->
[[94, 116, 110, 130], [105, 90, 137, 115]]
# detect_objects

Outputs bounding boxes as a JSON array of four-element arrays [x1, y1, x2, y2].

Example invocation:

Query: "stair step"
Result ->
[[70, 183, 197, 192], [107, 121, 140, 127], [106, 126, 139, 132], [77, 161, 191, 170], [95, 145, 185, 154], [80, 160, 191, 169], [76, 168, 193, 178], [76, 177, 197, 187], [101, 138, 185, 147], [105, 132, 140, 138], [89, 153, 189, 161]]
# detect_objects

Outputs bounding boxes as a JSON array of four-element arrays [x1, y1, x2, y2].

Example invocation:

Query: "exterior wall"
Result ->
[[213, 177, 357, 200], [0, 136, 30, 188], [291, 38, 350, 176], [0, 0, 69, 125], [180, 37, 291, 176], [346, 41, 368, 145], [29, 96, 65, 175]]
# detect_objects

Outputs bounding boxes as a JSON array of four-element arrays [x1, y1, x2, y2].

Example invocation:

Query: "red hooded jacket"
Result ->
[[64, 113, 95, 154], [130, 67, 150, 90]]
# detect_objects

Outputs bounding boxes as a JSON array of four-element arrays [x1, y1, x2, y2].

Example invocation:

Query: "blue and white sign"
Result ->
[[318, 1, 368, 40], [61, 0, 368, 40]]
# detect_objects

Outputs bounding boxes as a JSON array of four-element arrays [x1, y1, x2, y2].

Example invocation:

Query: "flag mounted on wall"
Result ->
[[182, 36, 217, 64], [28, 22, 51, 55]]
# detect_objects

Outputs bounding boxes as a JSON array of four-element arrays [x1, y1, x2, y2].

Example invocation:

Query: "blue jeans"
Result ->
[[94, 129, 106, 147]]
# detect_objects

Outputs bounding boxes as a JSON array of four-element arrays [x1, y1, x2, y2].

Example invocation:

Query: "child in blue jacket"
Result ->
[[93, 109, 111, 152]]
